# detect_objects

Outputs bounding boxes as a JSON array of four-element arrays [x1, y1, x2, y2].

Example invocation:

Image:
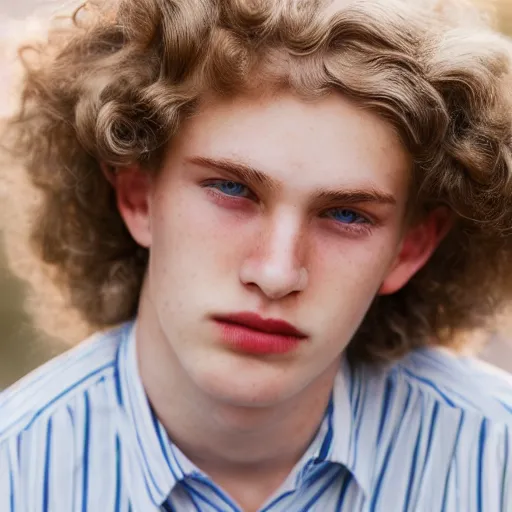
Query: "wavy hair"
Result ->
[[5, 0, 512, 361]]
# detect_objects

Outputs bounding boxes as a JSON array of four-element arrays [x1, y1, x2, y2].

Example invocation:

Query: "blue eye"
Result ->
[[208, 180, 250, 198], [327, 208, 367, 224]]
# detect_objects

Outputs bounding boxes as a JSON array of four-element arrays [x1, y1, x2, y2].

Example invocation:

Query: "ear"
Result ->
[[378, 207, 452, 295], [101, 163, 152, 248]]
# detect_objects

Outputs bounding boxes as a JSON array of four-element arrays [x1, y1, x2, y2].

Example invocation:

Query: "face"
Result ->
[[117, 90, 444, 407]]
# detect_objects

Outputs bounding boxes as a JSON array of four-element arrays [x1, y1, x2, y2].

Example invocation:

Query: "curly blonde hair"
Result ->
[[5, 0, 512, 362]]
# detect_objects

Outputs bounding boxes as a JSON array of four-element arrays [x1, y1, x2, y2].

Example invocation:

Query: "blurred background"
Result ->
[[1, 0, 512, 389]]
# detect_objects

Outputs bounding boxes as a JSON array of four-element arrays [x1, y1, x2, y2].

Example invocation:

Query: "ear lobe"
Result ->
[[106, 164, 152, 248], [378, 207, 452, 296]]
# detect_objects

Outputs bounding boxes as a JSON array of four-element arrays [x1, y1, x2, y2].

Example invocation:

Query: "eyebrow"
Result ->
[[187, 156, 397, 206]]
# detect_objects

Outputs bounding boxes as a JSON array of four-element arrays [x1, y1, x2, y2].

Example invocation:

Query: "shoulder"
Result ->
[[345, 348, 512, 495], [394, 347, 512, 424], [0, 323, 128, 443]]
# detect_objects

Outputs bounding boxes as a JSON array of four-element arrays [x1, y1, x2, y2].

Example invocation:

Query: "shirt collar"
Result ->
[[323, 356, 373, 496], [115, 321, 193, 507], [114, 321, 373, 506]]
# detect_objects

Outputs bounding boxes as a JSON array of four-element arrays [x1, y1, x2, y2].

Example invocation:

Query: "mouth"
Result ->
[[211, 312, 307, 355], [213, 312, 307, 337]]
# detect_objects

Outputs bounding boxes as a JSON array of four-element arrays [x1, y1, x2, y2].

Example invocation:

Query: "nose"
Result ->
[[239, 209, 308, 300]]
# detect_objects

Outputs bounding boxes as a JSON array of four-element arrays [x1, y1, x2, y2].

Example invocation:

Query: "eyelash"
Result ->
[[204, 180, 254, 199], [203, 179, 373, 233]]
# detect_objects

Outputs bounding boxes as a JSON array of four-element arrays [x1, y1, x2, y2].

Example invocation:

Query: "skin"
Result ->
[[114, 90, 449, 510]]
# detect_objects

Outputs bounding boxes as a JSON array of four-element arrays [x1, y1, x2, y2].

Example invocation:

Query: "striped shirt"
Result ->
[[0, 321, 511, 511]]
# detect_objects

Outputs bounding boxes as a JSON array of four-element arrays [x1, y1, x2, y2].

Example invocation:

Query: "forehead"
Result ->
[[169, 90, 412, 200]]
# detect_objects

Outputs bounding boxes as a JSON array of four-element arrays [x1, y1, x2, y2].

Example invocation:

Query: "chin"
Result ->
[[192, 355, 299, 408]]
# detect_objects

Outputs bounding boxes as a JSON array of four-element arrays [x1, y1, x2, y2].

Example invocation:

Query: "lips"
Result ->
[[213, 312, 307, 338], [212, 312, 307, 355]]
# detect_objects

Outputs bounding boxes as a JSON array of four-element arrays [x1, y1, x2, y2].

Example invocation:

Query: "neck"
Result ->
[[135, 297, 340, 508]]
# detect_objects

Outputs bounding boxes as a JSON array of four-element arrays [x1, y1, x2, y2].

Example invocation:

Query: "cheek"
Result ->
[[308, 232, 398, 316], [311, 230, 397, 280], [150, 189, 256, 275]]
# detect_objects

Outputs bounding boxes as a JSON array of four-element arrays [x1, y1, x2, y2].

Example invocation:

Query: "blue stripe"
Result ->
[[165, 447, 202, 512], [351, 371, 363, 420], [301, 466, 341, 509], [82, 393, 91, 512], [114, 345, 124, 407], [9, 472, 14, 512], [188, 473, 239, 511], [501, 429, 509, 512], [399, 369, 456, 407], [402, 401, 424, 512], [318, 396, 334, 461], [499, 400, 512, 414], [7, 444, 15, 512], [422, 402, 439, 471], [259, 489, 296, 511], [370, 384, 413, 510], [42, 419, 52, 512], [0, 340, 108, 411], [307, 461, 335, 484], [114, 434, 122, 512], [349, 377, 368, 470], [336, 471, 353, 511], [376, 378, 393, 446], [66, 405, 75, 427], [161, 501, 176, 512], [156, 426, 201, 512], [412, 353, 481, 409], [370, 443, 393, 510], [476, 419, 486, 512], [120, 343, 161, 505], [153, 414, 183, 481], [5, 364, 114, 435], [156, 421, 203, 512], [181, 480, 232, 512], [440, 412, 465, 512]]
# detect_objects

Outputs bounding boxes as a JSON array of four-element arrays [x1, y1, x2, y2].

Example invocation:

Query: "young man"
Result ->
[[1, 0, 511, 510]]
